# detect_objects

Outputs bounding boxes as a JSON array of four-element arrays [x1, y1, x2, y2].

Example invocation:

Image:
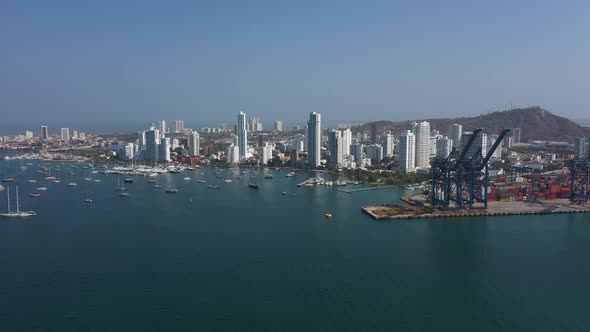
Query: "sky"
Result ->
[[1, 0, 589, 134]]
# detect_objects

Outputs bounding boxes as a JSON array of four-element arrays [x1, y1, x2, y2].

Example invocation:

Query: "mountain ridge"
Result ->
[[362, 107, 589, 142]]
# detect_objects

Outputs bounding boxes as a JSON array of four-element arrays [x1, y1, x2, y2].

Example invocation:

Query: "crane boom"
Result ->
[[478, 129, 511, 170]]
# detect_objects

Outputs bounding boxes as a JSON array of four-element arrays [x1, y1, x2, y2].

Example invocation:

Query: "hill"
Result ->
[[362, 107, 589, 142]]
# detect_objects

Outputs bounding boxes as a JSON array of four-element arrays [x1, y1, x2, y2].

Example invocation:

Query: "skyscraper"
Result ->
[[237, 112, 248, 160], [41, 125, 49, 140], [189, 131, 200, 157], [512, 128, 521, 144], [61, 128, 70, 141], [461, 131, 487, 159], [307, 112, 322, 167], [487, 134, 502, 159], [328, 130, 342, 169], [412, 121, 431, 168], [574, 137, 588, 158], [145, 128, 160, 162], [274, 120, 283, 132], [262, 143, 274, 165], [383, 131, 394, 157], [175, 120, 184, 133], [159, 137, 171, 162], [436, 136, 453, 159], [341, 128, 352, 158], [366, 144, 384, 162], [449, 123, 463, 151], [351, 143, 364, 162], [399, 130, 416, 172]]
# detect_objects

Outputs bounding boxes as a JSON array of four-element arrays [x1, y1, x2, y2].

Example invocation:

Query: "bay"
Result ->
[[0, 159, 589, 331]]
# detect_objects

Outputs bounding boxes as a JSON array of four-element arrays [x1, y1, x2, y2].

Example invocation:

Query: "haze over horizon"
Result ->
[[2, 1, 589, 133]]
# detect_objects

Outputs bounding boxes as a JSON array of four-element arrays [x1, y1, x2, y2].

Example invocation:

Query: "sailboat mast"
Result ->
[[16, 186, 19, 212], [6, 187, 10, 213]]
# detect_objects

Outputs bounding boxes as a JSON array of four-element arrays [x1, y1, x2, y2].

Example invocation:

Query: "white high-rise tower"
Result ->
[[307, 112, 322, 167], [399, 130, 416, 172], [412, 121, 431, 168], [238, 112, 248, 160], [189, 131, 200, 157]]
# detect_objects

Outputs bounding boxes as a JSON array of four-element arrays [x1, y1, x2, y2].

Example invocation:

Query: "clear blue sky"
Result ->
[[1, 0, 589, 133]]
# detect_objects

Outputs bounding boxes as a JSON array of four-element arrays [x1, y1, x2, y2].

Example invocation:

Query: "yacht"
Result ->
[[0, 186, 36, 218], [67, 182, 78, 187], [123, 178, 134, 183], [197, 180, 206, 183], [2, 178, 14, 183], [184, 177, 191, 181], [119, 192, 129, 197], [36, 186, 47, 191], [27, 179, 37, 183], [93, 179, 102, 183], [84, 198, 93, 203], [29, 192, 41, 197], [165, 188, 178, 193], [52, 180, 61, 183], [153, 184, 162, 188]]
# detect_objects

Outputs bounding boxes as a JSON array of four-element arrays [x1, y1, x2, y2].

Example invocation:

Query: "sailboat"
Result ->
[[165, 180, 178, 193], [248, 172, 259, 190], [208, 170, 219, 189], [115, 177, 127, 192], [45, 167, 56, 180], [224, 169, 232, 183], [1, 186, 36, 217]]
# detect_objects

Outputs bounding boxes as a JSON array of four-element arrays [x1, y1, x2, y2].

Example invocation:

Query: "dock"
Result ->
[[338, 185, 396, 194], [362, 195, 590, 220]]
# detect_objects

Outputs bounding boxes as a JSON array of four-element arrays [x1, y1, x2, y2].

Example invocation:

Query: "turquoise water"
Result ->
[[1, 160, 590, 331]]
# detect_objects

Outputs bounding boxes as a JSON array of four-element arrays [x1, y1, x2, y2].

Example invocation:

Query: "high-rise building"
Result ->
[[145, 128, 160, 162], [158, 120, 167, 134], [487, 134, 503, 159], [41, 125, 49, 140], [383, 131, 394, 157], [262, 143, 274, 165], [307, 112, 321, 167], [328, 130, 343, 169], [61, 128, 70, 141], [175, 120, 185, 133], [25, 131, 33, 139], [138, 131, 146, 151], [574, 137, 588, 158], [351, 143, 364, 162], [412, 121, 431, 168], [159, 137, 171, 162], [460, 131, 487, 159], [189, 131, 200, 157], [399, 130, 416, 172], [436, 136, 453, 159], [449, 124, 463, 151], [238, 112, 248, 160], [366, 144, 384, 162], [274, 120, 283, 132], [120, 143, 135, 160], [341, 128, 352, 158], [512, 128, 522, 144]]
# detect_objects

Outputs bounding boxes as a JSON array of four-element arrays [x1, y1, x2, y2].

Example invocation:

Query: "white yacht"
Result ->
[[0, 186, 36, 218]]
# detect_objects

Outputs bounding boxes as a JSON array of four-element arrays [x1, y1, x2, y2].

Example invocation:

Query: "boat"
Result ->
[[123, 178, 134, 183], [93, 179, 102, 183], [119, 192, 129, 197], [27, 179, 37, 183], [52, 180, 61, 183], [147, 179, 157, 183], [29, 192, 41, 197], [248, 182, 259, 190], [165, 188, 178, 193], [36, 186, 47, 191], [184, 177, 191, 181], [83, 177, 92, 181], [153, 184, 162, 188], [0, 185, 4, 191], [264, 174, 273, 179], [325, 213, 333, 219], [197, 180, 206, 183], [2, 178, 14, 183], [0, 186, 36, 218], [282, 192, 287, 195], [115, 177, 127, 192], [67, 182, 78, 187], [84, 198, 93, 203]]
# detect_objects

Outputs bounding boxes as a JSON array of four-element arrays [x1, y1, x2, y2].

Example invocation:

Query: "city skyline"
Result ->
[[2, 1, 590, 132]]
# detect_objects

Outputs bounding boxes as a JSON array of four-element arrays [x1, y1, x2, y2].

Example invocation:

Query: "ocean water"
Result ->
[[1, 159, 590, 331]]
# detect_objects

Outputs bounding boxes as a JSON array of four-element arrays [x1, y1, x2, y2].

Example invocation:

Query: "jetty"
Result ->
[[362, 195, 590, 220], [338, 185, 395, 194]]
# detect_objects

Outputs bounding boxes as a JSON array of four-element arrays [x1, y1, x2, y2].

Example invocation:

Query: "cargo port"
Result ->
[[362, 128, 590, 220]]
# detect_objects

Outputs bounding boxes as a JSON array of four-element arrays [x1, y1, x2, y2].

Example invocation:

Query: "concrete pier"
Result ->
[[362, 196, 590, 220]]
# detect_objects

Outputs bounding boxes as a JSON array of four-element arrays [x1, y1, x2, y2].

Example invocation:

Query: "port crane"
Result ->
[[430, 129, 511, 211]]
